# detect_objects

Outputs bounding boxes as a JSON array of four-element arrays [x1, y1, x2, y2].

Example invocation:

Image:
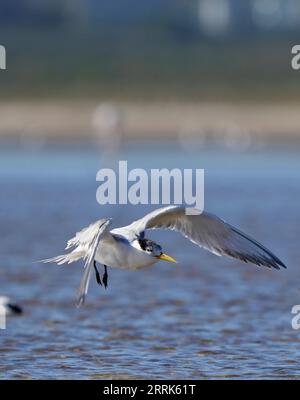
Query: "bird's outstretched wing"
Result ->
[[125, 206, 286, 270], [41, 219, 112, 307]]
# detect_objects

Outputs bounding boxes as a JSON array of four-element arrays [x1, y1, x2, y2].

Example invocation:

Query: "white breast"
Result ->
[[95, 237, 157, 270]]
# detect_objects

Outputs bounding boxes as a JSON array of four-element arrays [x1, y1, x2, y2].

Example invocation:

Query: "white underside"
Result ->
[[95, 238, 158, 270]]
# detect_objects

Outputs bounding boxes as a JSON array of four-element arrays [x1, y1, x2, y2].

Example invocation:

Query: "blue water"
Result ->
[[0, 143, 299, 379]]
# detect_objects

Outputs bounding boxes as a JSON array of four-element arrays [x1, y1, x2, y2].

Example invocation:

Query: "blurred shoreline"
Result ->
[[1, 99, 300, 144]]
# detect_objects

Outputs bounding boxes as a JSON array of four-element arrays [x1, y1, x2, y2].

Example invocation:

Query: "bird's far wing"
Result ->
[[66, 218, 113, 250], [127, 205, 286, 270], [76, 219, 112, 307]]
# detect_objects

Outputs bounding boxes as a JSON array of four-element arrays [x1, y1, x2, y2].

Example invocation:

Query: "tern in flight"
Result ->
[[41, 206, 286, 306]]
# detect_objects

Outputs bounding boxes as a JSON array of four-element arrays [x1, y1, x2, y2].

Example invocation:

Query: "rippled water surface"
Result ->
[[0, 143, 299, 379]]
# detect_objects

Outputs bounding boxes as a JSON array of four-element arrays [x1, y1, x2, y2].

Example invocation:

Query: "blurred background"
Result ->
[[0, 0, 300, 143], [0, 0, 300, 379]]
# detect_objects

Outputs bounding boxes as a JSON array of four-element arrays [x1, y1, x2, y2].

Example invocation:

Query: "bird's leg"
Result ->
[[94, 261, 102, 286], [103, 265, 108, 289]]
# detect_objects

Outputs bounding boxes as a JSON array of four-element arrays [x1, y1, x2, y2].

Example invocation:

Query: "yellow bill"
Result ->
[[156, 253, 177, 263]]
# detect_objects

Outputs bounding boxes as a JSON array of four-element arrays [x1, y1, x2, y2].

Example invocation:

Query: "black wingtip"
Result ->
[[278, 261, 287, 270], [229, 226, 287, 271], [268, 254, 287, 270], [265, 259, 287, 270], [7, 303, 23, 314], [260, 255, 287, 270]]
